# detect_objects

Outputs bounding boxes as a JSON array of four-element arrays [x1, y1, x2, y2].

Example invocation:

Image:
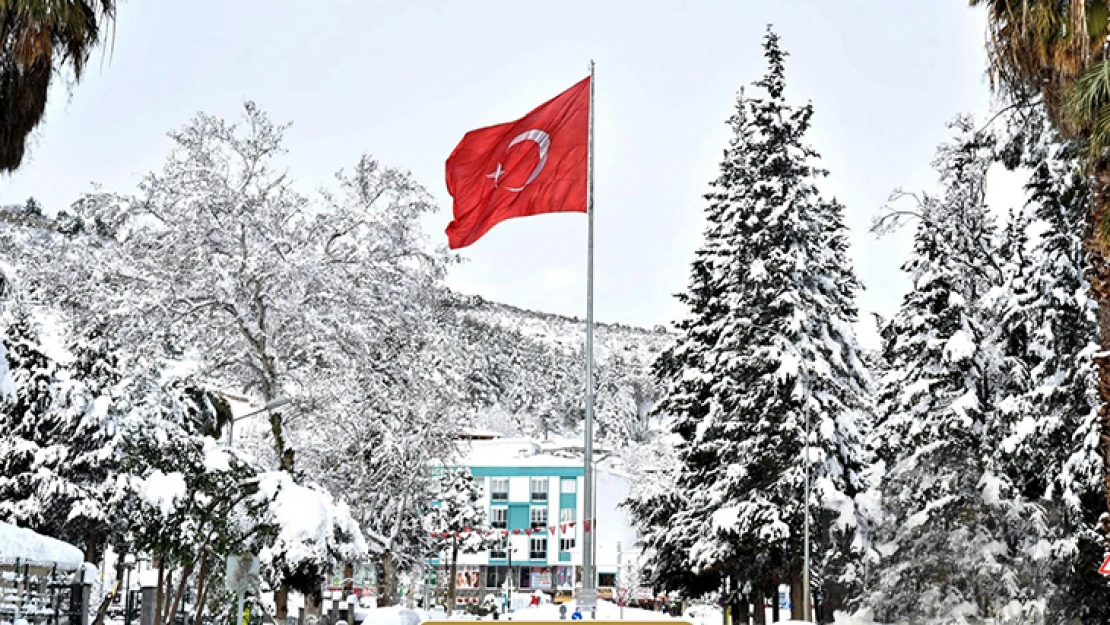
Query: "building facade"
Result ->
[[427, 438, 638, 607]]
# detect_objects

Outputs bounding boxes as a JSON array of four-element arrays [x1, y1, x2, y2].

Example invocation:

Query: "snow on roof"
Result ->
[[455, 438, 585, 469], [0, 521, 84, 569]]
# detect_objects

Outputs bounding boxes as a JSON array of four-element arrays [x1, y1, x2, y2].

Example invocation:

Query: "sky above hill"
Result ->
[[0, 1, 1016, 348]]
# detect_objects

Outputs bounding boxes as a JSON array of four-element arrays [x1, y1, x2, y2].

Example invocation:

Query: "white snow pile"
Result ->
[[257, 471, 367, 566], [0, 521, 84, 568], [139, 470, 187, 517]]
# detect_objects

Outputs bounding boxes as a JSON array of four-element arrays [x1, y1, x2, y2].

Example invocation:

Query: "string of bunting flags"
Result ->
[[428, 519, 597, 539]]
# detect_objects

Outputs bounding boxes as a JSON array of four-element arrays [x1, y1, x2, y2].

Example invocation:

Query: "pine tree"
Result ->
[[870, 120, 1044, 621], [630, 28, 871, 622], [0, 310, 65, 532], [424, 468, 493, 614], [995, 120, 1110, 622]]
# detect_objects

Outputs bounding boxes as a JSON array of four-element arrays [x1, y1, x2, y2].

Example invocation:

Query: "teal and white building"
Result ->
[[427, 436, 638, 605]]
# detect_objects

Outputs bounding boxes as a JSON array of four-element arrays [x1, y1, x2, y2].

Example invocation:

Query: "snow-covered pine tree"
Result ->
[[630, 28, 871, 622], [994, 118, 1110, 622], [0, 310, 62, 532], [870, 120, 1042, 622], [424, 468, 493, 614]]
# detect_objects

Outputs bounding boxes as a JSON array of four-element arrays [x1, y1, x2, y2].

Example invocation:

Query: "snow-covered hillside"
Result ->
[[446, 293, 674, 444]]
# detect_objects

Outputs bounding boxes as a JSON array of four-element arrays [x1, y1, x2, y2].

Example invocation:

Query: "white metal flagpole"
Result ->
[[582, 58, 597, 617]]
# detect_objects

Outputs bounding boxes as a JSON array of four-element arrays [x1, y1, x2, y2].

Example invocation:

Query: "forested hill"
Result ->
[[0, 197, 676, 448], [444, 293, 674, 444]]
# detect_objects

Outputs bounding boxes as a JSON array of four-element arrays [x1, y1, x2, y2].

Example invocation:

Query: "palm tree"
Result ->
[[970, 0, 1110, 522], [0, 0, 116, 173]]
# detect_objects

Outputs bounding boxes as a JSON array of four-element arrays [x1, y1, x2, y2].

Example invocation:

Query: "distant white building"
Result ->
[[427, 435, 639, 605]]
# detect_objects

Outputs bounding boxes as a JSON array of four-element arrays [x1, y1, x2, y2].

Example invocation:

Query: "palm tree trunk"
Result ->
[[1085, 168, 1110, 537]]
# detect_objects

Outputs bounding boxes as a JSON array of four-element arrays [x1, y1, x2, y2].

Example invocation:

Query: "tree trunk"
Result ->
[[276, 583, 290, 621], [342, 562, 354, 595], [304, 595, 321, 621], [160, 569, 175, 625], [734, 596, 749, 625], [83, 533, 100, 567], [164, 561, 194, 625], [193, 550, 212, 625], [789, 564, 804, 621], [750, 584, 766, 625], [447, 539, 459, 615], [380, 551, 398, 607], [770, 581, 780, 622], [153, 560, 164, 625]]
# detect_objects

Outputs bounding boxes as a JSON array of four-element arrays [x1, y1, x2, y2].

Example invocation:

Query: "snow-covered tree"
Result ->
[[869, 119, 1047, 622], [993, 116, 1110, 622], [0, 103, 450, 621], [629, 29, 871, 622], [424, 468, 493, 614]]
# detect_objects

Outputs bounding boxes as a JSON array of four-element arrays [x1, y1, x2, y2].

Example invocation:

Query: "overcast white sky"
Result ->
[[0, 1, 1016, 349]]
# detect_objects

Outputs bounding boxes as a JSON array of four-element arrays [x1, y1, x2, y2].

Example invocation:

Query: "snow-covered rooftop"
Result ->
[[452, 438, 586, 469], [0, 521, 84, 569]]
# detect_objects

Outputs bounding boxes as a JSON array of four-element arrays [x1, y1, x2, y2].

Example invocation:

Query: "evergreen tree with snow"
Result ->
[[869, 120, 1046, 622], [424, 468, 493, 614], [629, 28, 872, 622], [993, 119, 1110, 622], [0, 311, 61, 531]]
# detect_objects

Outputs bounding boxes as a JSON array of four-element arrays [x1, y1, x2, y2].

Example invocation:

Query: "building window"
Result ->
[[530, 477, 548, 501], [529, 537, 547, 560], [486, 566, 510, 588], [559, 537, 576, 552], [598, 573, 617, 588], [490, 478, 509, 501], [491, 507, 507, 529], [490, 536, 507, 560], [530, 506, 548, 530], [560, 508, 575, 523], [560, 478, 577, 494]]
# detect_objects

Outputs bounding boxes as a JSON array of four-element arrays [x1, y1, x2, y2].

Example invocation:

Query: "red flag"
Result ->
[[584, 520, 592, 533], [525, 528, 533, 536], [549, 526, 557, 535], [561, 523, 567, 533], [513, 529, 521, 535], [445, 77, 591, 249]]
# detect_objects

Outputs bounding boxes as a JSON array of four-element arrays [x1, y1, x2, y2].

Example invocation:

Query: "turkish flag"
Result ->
[[445, 76, 590, 249]]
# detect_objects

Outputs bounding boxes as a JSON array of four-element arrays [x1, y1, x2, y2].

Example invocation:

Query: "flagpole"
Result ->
[[582, 58, 597, 617]]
